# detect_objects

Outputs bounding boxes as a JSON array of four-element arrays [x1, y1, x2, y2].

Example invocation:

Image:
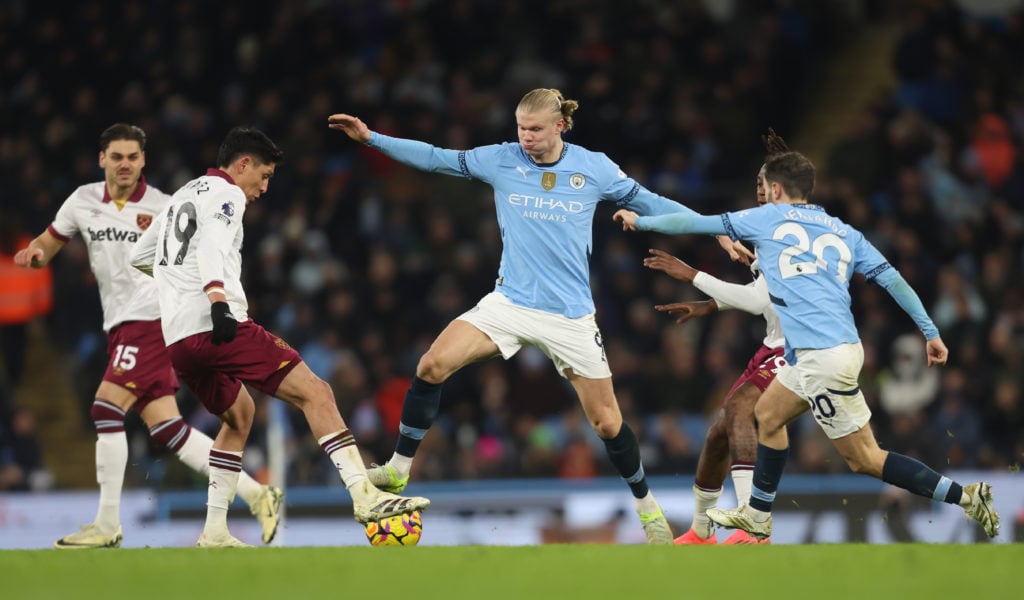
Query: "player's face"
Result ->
[[516, 110, 564, 162], [234, 158, 276, 204], [99, 140, 145, 189], [756, 165, 767, 205]]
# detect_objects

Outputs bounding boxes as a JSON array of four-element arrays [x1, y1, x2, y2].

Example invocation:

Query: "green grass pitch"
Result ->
[[1, 544, 1018, 599]]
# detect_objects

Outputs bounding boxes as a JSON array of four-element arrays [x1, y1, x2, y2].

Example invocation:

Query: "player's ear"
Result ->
[[98, 151, 106, 168]]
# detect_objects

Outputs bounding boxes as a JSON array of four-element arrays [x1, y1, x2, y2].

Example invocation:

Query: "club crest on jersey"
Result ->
[[569, 173, 586, 190], [221, 202, 235, 217], [136, 213, 153, 231], [541, 172, 557, 190]]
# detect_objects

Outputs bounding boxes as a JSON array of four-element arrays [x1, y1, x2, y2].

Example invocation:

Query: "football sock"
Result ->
[[881, 452, 963, 504], [159, 420, 262, 506], [634, 491, 661, 516], [319, 429, 367, 488], [749, 444, 788, 514], [394, 376, 443, 459], [91, 400, 128, 533], [731, 463, 754, 507], [388, 453, 413, 476], [601, 423, 650, 499], [206, 449, 242, 532], [691, 483, 723, 538]]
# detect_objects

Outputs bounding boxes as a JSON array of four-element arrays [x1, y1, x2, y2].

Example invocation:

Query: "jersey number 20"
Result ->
[[773, 222, 852, 281]]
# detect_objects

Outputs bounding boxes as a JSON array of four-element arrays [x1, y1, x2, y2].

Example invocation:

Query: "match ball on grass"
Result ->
[[364, 510, 423, 546]]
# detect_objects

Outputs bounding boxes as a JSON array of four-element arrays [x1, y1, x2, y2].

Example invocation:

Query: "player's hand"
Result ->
[[210, 302, 238, 345], [327, 114, 372, 143], [13, 246, 44, 268], [925, 337, 948, 367], [643, 249, 698, 282], [717, 236, 754, 266], [613, 209, 639, 231], [654, 300, 717, 325]]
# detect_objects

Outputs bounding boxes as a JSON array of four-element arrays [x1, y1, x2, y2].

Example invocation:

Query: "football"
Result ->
[[364, 510, 423, 546]]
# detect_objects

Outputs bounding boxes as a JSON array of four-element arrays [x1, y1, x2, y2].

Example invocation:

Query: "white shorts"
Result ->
[[457, 292, 612, 380], [776, 342, 871, 439]]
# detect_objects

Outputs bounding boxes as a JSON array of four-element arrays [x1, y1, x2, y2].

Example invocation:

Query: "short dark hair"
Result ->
[[99, 123, 146, 152], [216, 127, 284, 168], [764, 151, 815, 200]]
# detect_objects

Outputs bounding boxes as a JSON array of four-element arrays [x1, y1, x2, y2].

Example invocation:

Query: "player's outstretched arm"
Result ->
[[13, 230, 64, 269], [925, 337, 949, 367]]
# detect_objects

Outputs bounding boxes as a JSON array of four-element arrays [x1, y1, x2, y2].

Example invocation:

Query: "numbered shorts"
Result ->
[[104, 320, 179, 413], [776, 342, 871, 439], [457, 292, 612, 379], [167, 320, 302, 415], [724, 345, 786, 402]]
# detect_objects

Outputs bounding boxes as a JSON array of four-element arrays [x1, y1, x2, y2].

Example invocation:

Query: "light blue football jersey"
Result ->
[[368, 133, 692, 317], [635, 203, 939, 358]]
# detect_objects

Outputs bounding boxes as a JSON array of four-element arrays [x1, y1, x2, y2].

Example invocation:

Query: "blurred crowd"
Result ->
[[1, 0, 1021, 492]]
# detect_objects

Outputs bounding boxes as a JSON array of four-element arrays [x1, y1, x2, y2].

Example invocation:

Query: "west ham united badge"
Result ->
[[136, 213, 153, 230]]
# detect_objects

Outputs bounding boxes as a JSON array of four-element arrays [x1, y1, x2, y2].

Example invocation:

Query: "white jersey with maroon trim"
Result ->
[[49, 178, 170, 332], [131, 169, 249, 345]]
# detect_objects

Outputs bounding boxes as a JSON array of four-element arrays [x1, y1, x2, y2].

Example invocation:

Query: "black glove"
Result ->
[[210, 301, 238, 345]]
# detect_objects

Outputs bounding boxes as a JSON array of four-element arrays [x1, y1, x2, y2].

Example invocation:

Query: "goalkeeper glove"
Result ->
[[210, 301, 238, 345]]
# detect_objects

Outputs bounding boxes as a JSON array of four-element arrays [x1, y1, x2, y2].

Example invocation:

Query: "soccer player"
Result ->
[[130, 127, 429, 547], [14, 124, 283, 549], [647, 130, 790, 545], [614, 150, 1000, 540], [327, 88, 746, 544]]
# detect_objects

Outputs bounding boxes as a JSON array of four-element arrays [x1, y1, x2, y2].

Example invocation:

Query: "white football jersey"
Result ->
[[131, 169, 249, 345], [49, 178, 170, 332]]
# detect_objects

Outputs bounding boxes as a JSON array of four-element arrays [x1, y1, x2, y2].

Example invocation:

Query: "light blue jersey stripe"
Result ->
[[624, 465, 646, 484], [933, 476, 953, 502]]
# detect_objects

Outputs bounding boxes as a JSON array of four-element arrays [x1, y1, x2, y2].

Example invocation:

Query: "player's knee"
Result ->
[[753, 401, 782, 433], [845, 452, 883, 477], [589, 414, 621, 439], [415, 353, 450, 384]]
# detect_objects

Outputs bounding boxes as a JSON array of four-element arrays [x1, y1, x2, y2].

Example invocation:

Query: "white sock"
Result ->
[[94, 432, 128, 533], [634, 491, 661, 516], [205, 450, 242, 533], [731, 467, 754, 507], [691, 485, 722, 538], [319, 437, 367, 489], [388, 453, 413, 477], [175, 430, 263, 506]]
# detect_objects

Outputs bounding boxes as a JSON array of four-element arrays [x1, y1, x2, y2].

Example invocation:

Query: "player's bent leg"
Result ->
[[140, 395, 282, 543], [368, 321, 501, 491], [572, 374, 672, 543]]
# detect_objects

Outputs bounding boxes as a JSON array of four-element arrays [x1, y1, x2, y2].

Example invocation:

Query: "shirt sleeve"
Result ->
[[869, 263, 940, 340], [692, 271, 769, 314], [129, 209, 162, 276], [196, 189, 245, 294], [48, 193, 80, 242], [635, 212, 727, 235], [367, 133, 500, 183]]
